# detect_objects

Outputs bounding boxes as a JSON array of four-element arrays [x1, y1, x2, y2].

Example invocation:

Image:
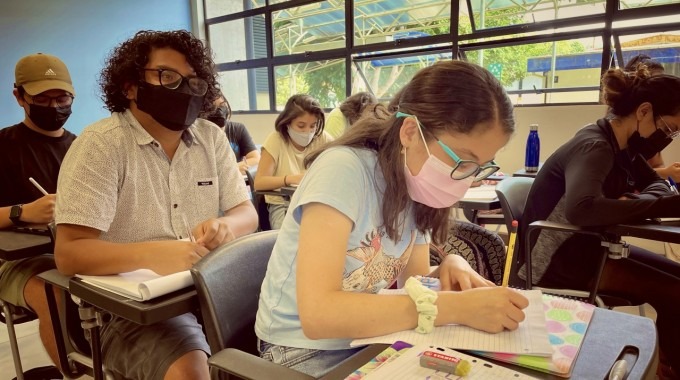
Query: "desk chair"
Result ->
[[245, 170, 272, 231], [495, 177, 638, 310], [429, 221, 506, 285], [191, 230, 313, 379]]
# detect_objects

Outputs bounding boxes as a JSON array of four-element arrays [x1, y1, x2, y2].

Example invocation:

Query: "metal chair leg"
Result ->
[[2, 300, 24, 380]]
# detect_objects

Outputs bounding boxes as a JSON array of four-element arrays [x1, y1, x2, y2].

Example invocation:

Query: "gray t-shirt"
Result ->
[[56, 110, 250, 242]]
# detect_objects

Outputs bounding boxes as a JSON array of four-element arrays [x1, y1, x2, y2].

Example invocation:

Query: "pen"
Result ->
[[182, 214, 196, 243], [668, 177, 678, 194], [29, 177, 49, 196], [501, 220, 518, 287]]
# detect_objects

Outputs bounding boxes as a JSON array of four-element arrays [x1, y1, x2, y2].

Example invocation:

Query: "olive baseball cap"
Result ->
[[14, 53, 75, 96]]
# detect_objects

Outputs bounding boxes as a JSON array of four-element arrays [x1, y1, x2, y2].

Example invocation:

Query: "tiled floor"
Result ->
[[0, 319, 92, 380], [0, 305, 657, 380]]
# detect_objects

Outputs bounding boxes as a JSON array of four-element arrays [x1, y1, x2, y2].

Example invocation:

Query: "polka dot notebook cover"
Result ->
[[473, 293, 596, 378]]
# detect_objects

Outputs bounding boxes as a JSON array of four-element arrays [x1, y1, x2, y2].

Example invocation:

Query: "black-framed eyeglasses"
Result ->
[[396, 112, 501, 181], [141, 68, 209, 96], [27, 94, 74, 108], [659, 116, 680, 139]]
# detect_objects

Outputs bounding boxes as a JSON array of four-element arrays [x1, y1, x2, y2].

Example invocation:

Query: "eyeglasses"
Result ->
[[396, 112, 501, 181], [27, 94, 73, 108], [659, 116, 680, 139], [142, 68, 209, 96]]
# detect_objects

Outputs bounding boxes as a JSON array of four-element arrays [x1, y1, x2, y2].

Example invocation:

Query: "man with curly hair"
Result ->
[[54, 30, 258, 379]]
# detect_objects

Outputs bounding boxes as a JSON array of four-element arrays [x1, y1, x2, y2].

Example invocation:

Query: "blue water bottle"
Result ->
[[525, 124, 540, 172]]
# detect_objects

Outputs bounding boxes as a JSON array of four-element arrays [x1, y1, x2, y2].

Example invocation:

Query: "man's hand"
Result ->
[[21, 194, 56, 223], [146, 241, 210, 275], [193, 218, 236, 250]]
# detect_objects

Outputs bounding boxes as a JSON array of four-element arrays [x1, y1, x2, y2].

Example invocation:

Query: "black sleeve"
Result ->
[[233, 122, 257, 155], [628, 153, 673, 199], [563, 141, 680, 226]]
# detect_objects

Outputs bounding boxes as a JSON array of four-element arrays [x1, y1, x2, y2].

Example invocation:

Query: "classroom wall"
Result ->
[[232, 104, 680, 174], [0, 0, 193, 135]]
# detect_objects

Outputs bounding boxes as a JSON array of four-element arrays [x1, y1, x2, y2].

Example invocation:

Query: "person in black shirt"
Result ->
[[0, 53, 77, 371], [522, 65, 680, 375], [205, 95, 260, 174]]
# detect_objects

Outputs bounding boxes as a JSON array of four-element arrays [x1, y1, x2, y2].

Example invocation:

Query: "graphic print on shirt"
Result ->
[[342, 229, 415, 293]]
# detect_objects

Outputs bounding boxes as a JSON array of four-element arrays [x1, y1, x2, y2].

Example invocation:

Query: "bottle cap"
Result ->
[[530, 124, 539, 131]]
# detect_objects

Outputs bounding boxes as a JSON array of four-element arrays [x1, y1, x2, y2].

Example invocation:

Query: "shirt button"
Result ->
[[173, 204, 178, 208]]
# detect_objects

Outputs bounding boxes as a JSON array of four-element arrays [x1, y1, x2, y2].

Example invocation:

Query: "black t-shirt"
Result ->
[[225, 121, 257, 162], [0, 123, 76, 207]]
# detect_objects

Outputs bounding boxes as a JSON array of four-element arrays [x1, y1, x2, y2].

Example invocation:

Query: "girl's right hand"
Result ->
[[437, 287, 528, 333]]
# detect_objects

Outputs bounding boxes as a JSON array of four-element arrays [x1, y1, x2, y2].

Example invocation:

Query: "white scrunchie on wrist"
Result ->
[[405, 276, 439, 334]]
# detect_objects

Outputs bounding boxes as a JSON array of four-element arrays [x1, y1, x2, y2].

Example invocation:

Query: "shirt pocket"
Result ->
[[191, 176, 220, 217]]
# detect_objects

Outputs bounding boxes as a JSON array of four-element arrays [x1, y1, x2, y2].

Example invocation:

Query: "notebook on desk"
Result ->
[[350, 289, 552, 356], [463, 185, 498, 201], [76, 269, 193, 302]]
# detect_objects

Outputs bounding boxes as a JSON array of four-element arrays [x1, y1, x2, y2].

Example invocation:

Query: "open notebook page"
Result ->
[[351, 289, 552, 356]]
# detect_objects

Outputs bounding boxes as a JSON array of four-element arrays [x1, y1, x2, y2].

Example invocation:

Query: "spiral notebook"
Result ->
[[473, 293, 596, 377], [351, 289, 552, 356]]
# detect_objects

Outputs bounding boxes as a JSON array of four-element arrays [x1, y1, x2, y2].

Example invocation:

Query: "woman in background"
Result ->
[[325, 91, 378, 139], [254, 94, 332, 229]]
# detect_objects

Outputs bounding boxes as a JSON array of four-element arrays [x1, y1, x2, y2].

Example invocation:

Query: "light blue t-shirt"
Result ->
[[255, 146, 428, 350]]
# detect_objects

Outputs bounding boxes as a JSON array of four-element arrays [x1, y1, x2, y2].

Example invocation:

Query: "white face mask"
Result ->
[[289, 129, 316, 147]]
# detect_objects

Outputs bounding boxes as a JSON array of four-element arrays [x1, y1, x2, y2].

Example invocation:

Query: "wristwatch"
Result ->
[[9, 204, 25, 226]]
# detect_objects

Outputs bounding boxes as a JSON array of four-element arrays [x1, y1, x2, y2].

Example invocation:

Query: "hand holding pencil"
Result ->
[[20, 177, 56, 223]]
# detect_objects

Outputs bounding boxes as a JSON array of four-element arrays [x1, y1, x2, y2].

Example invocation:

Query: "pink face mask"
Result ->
[[403, 123, 474, 208]]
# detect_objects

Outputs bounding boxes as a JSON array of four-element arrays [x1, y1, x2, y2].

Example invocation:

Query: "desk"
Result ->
[[513, 168, 540, 178], [0, 230, 53, 261], [64, 278, 199, 380], [606, 219, 680, 244], [457, 185, 503, 225], [322, 308, 657, 380]]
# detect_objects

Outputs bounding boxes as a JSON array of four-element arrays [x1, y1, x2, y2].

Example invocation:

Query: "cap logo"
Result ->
[[44, 68, 57, 76]]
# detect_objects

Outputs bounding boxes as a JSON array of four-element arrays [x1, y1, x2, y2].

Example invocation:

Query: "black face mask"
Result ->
[[206, 107, 227, 128], [28, 104, 71, 132], [627, 129, 673, 160], [136, 81, 204, 131]]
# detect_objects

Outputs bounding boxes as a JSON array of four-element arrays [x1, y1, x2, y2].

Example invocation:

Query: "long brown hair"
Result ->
[[306, 60, 514, 244], [275, 94, 325, 144]]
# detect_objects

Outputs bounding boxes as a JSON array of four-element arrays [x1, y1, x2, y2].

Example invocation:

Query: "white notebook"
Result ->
[[462, 184, 498, 201], [76, 269, 193, 302], [350, 289, 552, 357]]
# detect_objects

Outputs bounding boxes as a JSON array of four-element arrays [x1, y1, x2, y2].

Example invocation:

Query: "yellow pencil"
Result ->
[[501, 220, 519, 287]]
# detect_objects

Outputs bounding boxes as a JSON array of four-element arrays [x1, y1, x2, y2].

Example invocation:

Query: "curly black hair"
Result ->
[[98, 30, 220, 113]]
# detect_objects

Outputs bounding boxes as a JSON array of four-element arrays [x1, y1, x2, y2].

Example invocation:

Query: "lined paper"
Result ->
[[351, 289, 552, 356]]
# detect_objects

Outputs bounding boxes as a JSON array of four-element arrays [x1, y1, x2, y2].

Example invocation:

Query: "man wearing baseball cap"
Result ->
[[0, 53, 77, 375]]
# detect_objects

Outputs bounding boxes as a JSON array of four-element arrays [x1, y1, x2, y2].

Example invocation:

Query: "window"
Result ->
[[201, 0, 680, 111]]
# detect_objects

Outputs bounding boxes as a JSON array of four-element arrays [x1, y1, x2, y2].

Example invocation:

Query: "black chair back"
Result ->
[[191, 230, 278, 355], [495, 177, 534, 231]]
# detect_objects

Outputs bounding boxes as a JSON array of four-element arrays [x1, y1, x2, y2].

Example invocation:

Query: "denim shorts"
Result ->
[[258, 339, 364, 378]]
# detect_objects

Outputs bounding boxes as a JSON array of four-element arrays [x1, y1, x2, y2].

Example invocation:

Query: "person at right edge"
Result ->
[[624, 54, 680, 183], [521, 64, 680, 377]]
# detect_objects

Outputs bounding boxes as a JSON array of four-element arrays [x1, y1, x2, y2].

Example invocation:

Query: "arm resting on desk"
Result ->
[[208, 348, 315, 380]]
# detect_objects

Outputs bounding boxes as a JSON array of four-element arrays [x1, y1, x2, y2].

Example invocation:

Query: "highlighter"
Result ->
[[420, 350, 471, 376]]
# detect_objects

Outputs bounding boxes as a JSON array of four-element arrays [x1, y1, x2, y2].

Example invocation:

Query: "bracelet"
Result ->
[[405, 277, 438, 334], [283, 175, 288, 186]]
